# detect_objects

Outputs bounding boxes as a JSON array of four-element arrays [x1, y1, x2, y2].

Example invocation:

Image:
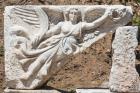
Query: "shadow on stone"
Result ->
[[38, 86, 75, 93], [137, 26, 140, 45], [136, 64, 140, 76], [135, 28, 140, 61], [135, 50, 140, 61]]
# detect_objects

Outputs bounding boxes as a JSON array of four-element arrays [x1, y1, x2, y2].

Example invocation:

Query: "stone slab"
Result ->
[[76, 89, 112, 93], [109, 26, 140, 92], [4, 89, 61, 93]]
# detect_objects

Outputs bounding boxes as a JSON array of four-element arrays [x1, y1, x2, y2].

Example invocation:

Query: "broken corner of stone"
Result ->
[[109, 26, 140, 93]]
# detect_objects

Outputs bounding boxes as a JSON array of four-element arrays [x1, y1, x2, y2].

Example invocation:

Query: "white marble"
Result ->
[[4, 5, 133, 89], [4, 89, 61, 93], [109, 26, 140, 92], [76, 89, 112, 93]]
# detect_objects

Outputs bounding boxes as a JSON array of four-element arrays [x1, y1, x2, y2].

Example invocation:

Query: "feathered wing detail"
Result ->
[[83, 7, 106, 22], [13, 6, 49, 48], [13, 6, 40, 29], [42, 7, 64, 25], [31, 7, 49, 48]]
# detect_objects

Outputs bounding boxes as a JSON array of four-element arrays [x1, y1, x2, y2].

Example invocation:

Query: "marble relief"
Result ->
[[4, 5, 133, 89]]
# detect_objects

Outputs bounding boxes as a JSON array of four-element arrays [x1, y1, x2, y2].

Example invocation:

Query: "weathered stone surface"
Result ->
[[4, 5, 133, 89], [4, 89, 61, 93], [109, 26, 140, 92]]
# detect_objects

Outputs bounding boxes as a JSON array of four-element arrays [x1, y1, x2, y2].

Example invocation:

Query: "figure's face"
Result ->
[[69, 9, 78, 23]]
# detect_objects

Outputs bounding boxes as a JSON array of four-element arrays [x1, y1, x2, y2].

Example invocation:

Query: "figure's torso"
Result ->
[[61, 21, 82, 37]]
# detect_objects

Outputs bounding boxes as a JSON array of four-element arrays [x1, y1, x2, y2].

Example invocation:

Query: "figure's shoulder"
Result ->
[[57, 21, 64, 26]]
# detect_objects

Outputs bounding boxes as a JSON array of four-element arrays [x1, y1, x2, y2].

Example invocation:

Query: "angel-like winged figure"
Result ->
[[9, 6, 132, 89]]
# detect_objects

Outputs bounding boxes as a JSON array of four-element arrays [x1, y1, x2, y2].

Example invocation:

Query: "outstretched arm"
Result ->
[[82, 8, 110, 30]]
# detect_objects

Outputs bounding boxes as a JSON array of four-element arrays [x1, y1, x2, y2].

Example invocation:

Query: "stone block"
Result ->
[[109, 26, 140, 92]]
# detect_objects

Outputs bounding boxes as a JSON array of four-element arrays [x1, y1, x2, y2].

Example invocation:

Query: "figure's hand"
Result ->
[[105, 7, 127, 22], [105, 8, 116, 18]]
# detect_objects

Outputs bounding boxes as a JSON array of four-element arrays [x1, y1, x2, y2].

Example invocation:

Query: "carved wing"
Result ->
[[13, 6, 49, 48], [42, 7, 64, 25], [83, 7, 106, 22], [12, 6, 65, 49]]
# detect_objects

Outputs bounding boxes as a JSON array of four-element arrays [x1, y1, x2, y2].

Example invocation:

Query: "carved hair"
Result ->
[[63, 8, 82, 22]]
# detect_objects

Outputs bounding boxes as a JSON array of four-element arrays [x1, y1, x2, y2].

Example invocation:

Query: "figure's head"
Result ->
[[64, 8, 81, 23]]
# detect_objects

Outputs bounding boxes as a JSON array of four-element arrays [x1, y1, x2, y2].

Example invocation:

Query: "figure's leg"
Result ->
[[20, 51, 50, 80], [37, 59, 52, 79], [36, 48, 68, 80]]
